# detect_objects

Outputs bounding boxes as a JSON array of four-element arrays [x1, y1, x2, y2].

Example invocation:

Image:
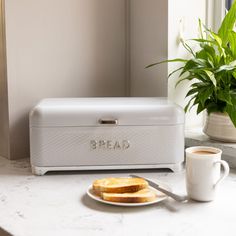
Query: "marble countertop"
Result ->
[[0, 156, 236, 236]]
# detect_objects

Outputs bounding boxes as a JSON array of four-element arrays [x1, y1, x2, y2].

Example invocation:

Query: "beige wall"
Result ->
[[4, 0, 127, 159], [130, 0, 168, 96], [0, 0, 207, 159]]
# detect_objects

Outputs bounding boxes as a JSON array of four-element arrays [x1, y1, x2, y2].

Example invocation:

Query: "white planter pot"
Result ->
[[203, 112, 236, 142]]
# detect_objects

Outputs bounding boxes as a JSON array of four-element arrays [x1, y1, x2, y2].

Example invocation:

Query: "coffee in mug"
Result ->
[[192, 150, 216, 155], [185, 146, 229, 201]]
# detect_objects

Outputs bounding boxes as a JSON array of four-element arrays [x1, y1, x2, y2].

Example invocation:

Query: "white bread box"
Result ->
[[30, 98, 185, 175]]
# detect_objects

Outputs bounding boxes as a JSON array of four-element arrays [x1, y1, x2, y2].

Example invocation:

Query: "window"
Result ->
[[226, 0, 234, 10]]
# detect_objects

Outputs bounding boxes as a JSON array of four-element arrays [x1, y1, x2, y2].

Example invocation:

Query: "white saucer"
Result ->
[[86, 180, 171, 207]]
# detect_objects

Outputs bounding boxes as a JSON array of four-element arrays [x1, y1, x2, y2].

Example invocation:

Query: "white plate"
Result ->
[[86, 180, 171, 207]]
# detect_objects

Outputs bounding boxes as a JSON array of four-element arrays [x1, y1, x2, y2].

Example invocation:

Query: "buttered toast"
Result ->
[[92, 177, 148, 196], [101, 188, 157, 203]]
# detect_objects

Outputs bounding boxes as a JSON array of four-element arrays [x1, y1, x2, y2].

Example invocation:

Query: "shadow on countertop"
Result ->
[[80, 193, 193, 214], [81, 193, 212, 214]]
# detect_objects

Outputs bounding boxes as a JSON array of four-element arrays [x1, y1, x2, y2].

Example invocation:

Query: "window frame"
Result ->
[[206, 0, 226, 31], [226, 0, 234, 10]]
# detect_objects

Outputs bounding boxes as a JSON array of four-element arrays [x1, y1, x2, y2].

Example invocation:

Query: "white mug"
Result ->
[[185, 146, 229, 201]]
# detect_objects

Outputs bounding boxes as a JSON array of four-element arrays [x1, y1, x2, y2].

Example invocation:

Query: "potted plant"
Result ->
[[147, 1, 236, 142]]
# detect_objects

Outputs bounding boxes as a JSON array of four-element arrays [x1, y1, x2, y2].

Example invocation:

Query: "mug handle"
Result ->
[[214, 160, 230, 188]]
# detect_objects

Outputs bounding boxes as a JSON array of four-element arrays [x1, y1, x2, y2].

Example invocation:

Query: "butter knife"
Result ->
[[130, 174, 188, 202]]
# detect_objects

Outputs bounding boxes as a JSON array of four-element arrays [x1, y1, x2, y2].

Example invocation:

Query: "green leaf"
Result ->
[[192, 58, 209, 66], [225, 105, 236, 127], [175, 74, 195, 87], [197, 101, 205, 114], [190, 73, 209, 83], [204, 70, 217, 86], [184, 95, 196, 113], [225, 93, 236, 127], [183, 58, 208, 72], [206, 101, 222, 114], [198, 87, 214, 107], [184, 102, 191, 113], [196, 49, 214, 64], [218, 90, 232, 105], [198, 18, 204, 39], [145, 59, 187, 68], [209, 32, 226, 58], [228, 31, 236, 58], [189, 96, 203, 111], [229, 60, 236, 67], [201, 44, 216, 55], [180, 40, 195, 56], [185, 88, 198, 97], [168, 67, 184, 78], [233, 71, 236, 79], [191, 82, 210, 88], [188, 38, 215, 44], [215, 64, 236, 73], [218, 0, 236, 46], [207, 58, 214, 68], [210, 32, 222, 47], [201, 44, 217, 64]]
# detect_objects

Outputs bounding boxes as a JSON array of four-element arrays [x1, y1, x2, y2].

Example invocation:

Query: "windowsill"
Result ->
[[185, 128, 236, 169]]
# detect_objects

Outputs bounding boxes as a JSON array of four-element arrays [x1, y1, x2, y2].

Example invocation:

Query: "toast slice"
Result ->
[[101, 188, 157, 203], [92, 177, 148, 196]]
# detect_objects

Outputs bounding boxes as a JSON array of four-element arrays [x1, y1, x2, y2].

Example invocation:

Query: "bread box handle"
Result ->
[[98, 119, 118, 125]]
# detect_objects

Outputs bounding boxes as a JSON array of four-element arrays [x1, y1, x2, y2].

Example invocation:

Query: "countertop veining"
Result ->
[[0, 156, 236, 236]]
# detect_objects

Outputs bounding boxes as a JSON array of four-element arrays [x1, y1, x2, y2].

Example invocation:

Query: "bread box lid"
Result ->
[[30, 98, 184, 127]]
